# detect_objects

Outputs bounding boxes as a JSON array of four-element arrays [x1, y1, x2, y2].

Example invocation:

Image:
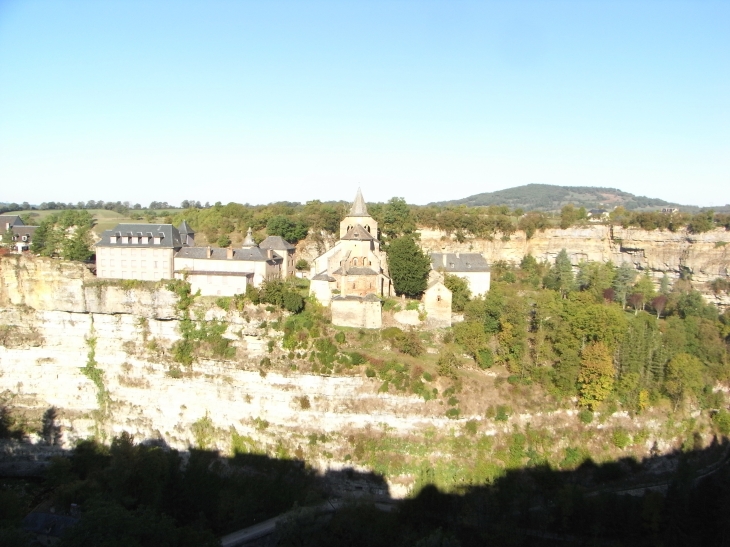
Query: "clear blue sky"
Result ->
[[1, 0, 728, 206]]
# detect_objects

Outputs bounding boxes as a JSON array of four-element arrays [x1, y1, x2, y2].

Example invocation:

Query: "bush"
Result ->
[[713, 409, 730, 436], [349, 352, 366, 365], [464, 419, 478, 435], [495, 405, 511, 422], [578, 409, 594, 424], [445, 408, 460, 419], [295, 258, 310, 271], [612, 429, 631, 449], [365, 367, 376, 378], [334, 331, 346, 344], [477, 348, 493, 369]]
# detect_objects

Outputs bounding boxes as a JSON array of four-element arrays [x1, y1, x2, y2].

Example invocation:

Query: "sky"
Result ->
[[0, 1, 728, 207]]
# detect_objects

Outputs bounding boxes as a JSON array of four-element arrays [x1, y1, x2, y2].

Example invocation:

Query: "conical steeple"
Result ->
[[349, 188, 369, 217], [242, 227, 256, 247]]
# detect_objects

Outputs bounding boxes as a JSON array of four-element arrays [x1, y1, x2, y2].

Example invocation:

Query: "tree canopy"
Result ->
[[386, 236, 431, 298]]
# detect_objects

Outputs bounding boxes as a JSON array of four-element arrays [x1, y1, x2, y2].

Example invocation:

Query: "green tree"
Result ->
[[453, 321, 488, 362], [266, 215, 308, 243], [544, 249, 574, 297], [381, 197, 416, 240], [612, 262, 637, 309], [665, 353, 705, 410], [386, 236, 431, 298], [443, 274, 471, 312], [578, 341, 615, 410]]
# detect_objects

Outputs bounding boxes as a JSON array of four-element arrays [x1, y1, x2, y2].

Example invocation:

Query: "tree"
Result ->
[[632, 272, 656, 310], [216, 234, 231, 248], [578, 342, 615, 410], [612, 262, 636, 309], [665, 353, 705, 410], [266, 215, 308, 243], [453, 321, 488, 362], [295, 259, 309, 271], [387, 236, 431, 298], [381, 197, 416, 240], [544, 249, 574, 297], [443, 274, 471, 312], [651, 294, 668, 319]]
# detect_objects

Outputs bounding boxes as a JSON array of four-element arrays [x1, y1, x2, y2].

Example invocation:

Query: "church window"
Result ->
[[437, 296, 441, 302], [353, 258, 358, 266], [365, 225, 370, 232]]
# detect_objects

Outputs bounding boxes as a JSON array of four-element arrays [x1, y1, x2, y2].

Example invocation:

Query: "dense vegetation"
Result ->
[[29, 210, 94, 261], [451, 252, 730, 414]]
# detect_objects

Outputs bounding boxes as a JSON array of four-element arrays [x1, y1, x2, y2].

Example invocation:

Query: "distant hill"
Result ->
[[429, 184, 701, 212]]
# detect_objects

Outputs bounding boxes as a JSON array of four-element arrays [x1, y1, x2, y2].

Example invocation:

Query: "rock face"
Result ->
[[0, 256, 442, 461], [418, 225, 730, 309]]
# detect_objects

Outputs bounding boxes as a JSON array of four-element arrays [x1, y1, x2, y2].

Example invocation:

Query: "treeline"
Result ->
[[450, 251, 730, 413], [30, 210, 94, 261]]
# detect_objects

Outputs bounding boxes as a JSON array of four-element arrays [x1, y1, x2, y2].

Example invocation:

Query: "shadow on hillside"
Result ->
[[1, 416, 729, 546]]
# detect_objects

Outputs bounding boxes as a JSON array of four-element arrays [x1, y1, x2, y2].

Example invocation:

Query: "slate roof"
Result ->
[[312, 272, 336, 282], [348, 188, 369, 217], [341, 225, 374, 241], [332, 267, 379, 276], [174, 270, 254, 277], [259, 235, 296, 251], [332, 293, 381, 302], [175, 246, 281, 263], [430, 253, 490, 272], [96, 223, 183, 249], [12, 226, 38, 238], [178, 220, 195, 234], [0, 215, 24, 233], [22, 512, 79, 538]]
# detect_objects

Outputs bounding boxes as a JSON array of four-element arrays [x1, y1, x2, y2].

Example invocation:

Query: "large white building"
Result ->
[[96, 223, 296, 296], [429, 252, 491, 297]]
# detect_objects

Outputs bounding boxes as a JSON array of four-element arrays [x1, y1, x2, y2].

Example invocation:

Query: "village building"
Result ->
[[430, 252, 491, 297], [310, 189, 393, 328], [95, 223, 187, 280], [422, 274, 453, 327], [174, 228, 285, 296], [96, 223, 294, 296], [0, 214, 39, 252]]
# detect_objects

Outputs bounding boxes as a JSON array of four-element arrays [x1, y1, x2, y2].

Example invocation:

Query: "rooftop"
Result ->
[[430, 252, 490, 272]]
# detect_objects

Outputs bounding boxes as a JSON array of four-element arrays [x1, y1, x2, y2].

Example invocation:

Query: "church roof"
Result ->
[[259, 235, 296, 250], [341, 225, 374, 241], [332, 267, 379, 276], [312, 272, 336, 282], [348, 188, 369, 217]]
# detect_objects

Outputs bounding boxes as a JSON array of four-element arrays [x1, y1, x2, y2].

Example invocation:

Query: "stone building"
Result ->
[[310, 189, 393, 327], [173, 228, 284, 296], [96, 223, 187, 280], [430, 252, 491, 297], [0, 215, 38, 252], [422, 276, 452, 327]]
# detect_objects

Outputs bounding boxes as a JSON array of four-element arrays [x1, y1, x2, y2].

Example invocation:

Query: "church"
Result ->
[[310, 189, 393, 328]]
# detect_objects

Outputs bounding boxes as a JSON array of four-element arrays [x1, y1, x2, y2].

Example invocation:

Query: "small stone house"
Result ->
[[430, 252, 491, 297], [422, 277, 452, 327]]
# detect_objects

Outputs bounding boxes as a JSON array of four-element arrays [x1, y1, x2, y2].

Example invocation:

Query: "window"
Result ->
[[131, 260, 136, 268], [140, 260, 146, 268], [121, 260, 127, 267], [110, 260, 115, 267], [154, 261, 158, 268], [353, 258, 358, 266], [437, 296, 441, 302]]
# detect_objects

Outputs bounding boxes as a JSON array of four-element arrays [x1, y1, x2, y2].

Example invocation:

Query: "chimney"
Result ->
[[227, 247, 234, 259], [267, 249, 273, 259], [206, 246, 211, 259], [442, 254, 447, 267], [455, 252, 460, 259]]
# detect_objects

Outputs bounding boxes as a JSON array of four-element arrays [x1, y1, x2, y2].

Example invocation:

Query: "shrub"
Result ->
[[349, 352, 366, 365], [477, 348, 494, 369], [365, 367, 376, 378], [445, 408, 461, 419], [495, 405, 511, 422], [612, 429, 631, 450], [578, 409, 594, 424], [464, 420, 478, 435], [422, 371, 433, 382], [295, 258, 310, 271], [713, 409, 730, 436], [298, 396, 311, 410], [334, 331, 346, 344]]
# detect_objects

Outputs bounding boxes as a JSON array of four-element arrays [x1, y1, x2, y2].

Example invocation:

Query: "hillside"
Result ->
[[430, 183, 697, 212]]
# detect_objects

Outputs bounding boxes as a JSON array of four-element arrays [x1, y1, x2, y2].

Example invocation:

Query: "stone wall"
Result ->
[[331, 297, 382, 329]]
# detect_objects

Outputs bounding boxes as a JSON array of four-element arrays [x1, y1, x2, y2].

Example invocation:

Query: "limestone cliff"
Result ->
[[417, 225, 730, 308]]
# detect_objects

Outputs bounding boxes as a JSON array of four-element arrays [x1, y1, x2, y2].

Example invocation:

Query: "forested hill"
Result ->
[[430, 184, 695, 212]]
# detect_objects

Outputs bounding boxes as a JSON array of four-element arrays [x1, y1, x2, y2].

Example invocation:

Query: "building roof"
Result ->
[[178, 220, 195, 235], [22, 512, 79, 538], [348, 188, 369, 217], [332, 266, 379, 276], [174, 270, 254, 277], [0, 215, 24, 233], [175, 246, 282, 263], [332, 293, 381, 302], [96, 223, 183, 249], [430, 253, 490, 272], [341, 225, 374, 241], [242, 227, 257, 247], [312, 272, 336, 282], [12, 226, 38, 238], [259, 235, 296, 251]]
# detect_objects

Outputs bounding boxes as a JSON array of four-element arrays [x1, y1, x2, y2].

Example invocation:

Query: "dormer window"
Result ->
[[121, 236, 129, 244], [153, 236, 161, 245], [449, 263, 454, 268]]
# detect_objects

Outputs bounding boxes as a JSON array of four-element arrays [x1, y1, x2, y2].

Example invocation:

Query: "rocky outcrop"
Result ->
[[418, 225, 730, 308]]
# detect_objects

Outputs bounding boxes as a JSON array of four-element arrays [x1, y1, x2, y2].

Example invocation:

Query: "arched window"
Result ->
[[365, 225, 371, 232], [437, 296, 441, 302], [353, 258, 358, 266]]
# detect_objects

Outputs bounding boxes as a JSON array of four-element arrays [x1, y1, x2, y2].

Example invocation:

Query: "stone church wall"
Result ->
[[331, 297, 382, 329]]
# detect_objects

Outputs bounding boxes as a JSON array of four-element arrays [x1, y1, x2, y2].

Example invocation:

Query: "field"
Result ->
[[7, 209, 176, 235]]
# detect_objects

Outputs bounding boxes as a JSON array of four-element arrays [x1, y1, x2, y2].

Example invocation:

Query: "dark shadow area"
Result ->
[[0, 422, 728, 547]]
